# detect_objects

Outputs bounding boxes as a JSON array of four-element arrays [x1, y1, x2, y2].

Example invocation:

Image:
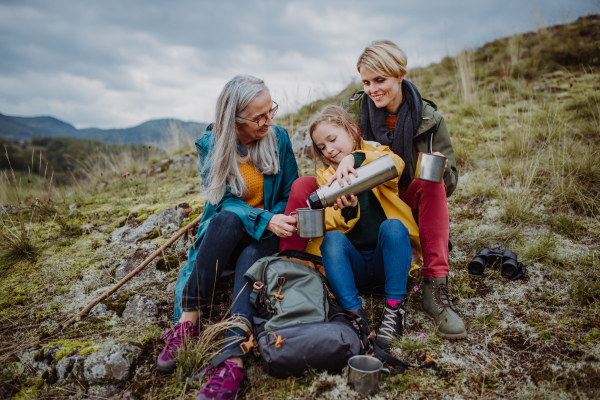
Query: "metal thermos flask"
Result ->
[[307, 155, 399, 209]]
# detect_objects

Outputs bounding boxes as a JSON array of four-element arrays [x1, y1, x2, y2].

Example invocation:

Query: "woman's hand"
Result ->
[[267, 214, 298, 238], [432, 151, 449, 171], [327, 154, 358, 188], [332, 194, 358, 211]]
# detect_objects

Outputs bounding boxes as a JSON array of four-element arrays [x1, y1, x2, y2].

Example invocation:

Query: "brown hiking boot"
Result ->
[[420, 277, 466, 339]]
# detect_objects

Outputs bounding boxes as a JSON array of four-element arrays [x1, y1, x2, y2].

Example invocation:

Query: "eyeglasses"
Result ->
[[238, 101, 278, 127]]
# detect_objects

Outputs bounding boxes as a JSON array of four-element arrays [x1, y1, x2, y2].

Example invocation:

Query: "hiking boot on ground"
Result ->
[[420, 276, 467, 339], [349, 308, 370, 335], [157, 320, 200, 373], [376, 302, 405, 349], [196, 360, 244, 400]]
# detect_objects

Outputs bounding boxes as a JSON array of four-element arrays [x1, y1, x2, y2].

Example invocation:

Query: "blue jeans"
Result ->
[[181, 211, 279, 356], [320, 219, 411, 311]]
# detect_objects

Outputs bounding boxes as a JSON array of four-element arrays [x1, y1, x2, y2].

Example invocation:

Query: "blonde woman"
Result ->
[[281, 41, 465, 340], [160, 75, 298, 400]]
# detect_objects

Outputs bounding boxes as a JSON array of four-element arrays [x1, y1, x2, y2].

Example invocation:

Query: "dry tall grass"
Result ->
[[455, 48, 477, 106]]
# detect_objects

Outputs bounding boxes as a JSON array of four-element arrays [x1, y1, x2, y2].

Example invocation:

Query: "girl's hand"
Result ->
[[332, 194, 358, 211], [432, 151, 448, 171], [327, 154, 358, 188], [267, 214, 298, 238]]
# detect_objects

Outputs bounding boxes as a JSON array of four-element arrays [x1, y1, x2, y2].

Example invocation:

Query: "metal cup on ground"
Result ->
[[347, 355, 390, 397], [414, 152, 447, 183], [290, 208, 325, 238]]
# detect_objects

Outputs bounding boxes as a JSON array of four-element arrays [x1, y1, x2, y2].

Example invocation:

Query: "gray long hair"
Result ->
[[205, 75, 280, 205]]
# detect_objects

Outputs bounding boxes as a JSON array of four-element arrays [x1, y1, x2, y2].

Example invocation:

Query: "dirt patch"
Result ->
[[468, 277, 492, 298]]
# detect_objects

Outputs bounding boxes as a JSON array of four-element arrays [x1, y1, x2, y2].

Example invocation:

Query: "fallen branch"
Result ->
[[62, 213, 202, 327]]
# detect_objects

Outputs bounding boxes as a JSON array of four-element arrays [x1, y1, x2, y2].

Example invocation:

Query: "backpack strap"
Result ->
[[371, 339, 440, 375], [209, 334, 257, 368], [343, 310, 440, 375], [277, 249, 323, 268]]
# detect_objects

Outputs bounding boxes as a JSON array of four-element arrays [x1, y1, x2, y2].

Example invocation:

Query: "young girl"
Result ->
[[305, 105, 422, 348]]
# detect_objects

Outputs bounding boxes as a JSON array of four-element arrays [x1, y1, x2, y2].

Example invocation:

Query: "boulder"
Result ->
[[119, 207, 182, 245], [122, 295, 159, 324], [89, 303, 117, 319], [56, 354, 86, 386], [83, 341, 141, 394], [114, 249, 147, 281]]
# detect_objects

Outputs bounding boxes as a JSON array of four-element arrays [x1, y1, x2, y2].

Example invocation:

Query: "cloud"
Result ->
[[0, 0, 596, 128]]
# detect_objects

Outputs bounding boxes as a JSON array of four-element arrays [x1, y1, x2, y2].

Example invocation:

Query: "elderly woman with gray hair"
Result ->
[[157, 75, 298, 400]]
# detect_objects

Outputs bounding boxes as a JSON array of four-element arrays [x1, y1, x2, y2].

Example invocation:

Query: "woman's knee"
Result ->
[[289, 177, 319, 199], [413, 179, 447, 197], [211, 211, 243, 230]]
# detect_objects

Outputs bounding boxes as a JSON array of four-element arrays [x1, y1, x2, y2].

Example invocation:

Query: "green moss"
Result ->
[[79, 345, 100, 355], [104, 292, 138, 317], [156, 255, 179, 272], [136, 213, 149, 221], [136, 229, 162, 243], [42, 340, 92, 361]]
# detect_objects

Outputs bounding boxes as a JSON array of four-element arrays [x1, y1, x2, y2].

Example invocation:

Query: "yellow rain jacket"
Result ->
[[306, 139, 422, 274]]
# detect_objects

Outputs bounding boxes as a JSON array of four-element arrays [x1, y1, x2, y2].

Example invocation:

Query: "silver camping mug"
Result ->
[[347, 355, 390, 397], [290, 208, 325, 238], [414, 152, 447, 183]]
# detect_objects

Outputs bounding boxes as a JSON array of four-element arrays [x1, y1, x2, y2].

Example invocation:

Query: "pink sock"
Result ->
[[349, 309, 360, 316], [387, 299, 402, 307]]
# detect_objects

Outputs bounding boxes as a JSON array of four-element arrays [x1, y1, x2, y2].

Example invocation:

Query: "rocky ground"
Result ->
[[1, 15, 600, 400]]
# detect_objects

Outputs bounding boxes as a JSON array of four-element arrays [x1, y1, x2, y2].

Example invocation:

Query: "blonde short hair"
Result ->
[[357, 40, 407, 78], [309, 105, 361, 170]]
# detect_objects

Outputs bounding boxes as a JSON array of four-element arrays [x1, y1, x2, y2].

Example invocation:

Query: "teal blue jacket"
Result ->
[[174, 125, 298, 321]]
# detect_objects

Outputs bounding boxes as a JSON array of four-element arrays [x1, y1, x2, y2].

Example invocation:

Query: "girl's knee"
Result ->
[[380, 219, 409, 238], [321, 231, 346, 251]]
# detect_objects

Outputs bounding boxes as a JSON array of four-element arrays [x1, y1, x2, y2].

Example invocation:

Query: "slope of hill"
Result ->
[[0, 15, 599, 400], [0, 113, 208, 145]]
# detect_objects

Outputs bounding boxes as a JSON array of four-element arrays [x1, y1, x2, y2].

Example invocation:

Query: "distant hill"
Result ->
[[0, 113, 208, 145]]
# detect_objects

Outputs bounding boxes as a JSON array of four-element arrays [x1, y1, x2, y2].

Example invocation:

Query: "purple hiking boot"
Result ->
[[196, 360, 244, 400], [157, 320, 200, 373]]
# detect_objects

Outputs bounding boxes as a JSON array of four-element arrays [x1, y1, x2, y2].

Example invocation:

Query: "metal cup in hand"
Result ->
[[414, 152, 446, 183], [347, 355, 390, 397], [290, 208, 325, 238]]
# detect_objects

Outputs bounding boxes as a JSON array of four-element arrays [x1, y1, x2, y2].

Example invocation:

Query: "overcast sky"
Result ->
[[0, 0, 596, 128]]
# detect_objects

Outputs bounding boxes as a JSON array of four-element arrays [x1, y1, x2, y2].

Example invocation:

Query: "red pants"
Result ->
[[279, 177, 450, 278]]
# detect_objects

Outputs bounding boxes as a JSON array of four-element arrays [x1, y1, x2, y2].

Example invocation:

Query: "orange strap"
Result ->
[[266, 332, 286, 348], [425, 355, 438, 365]]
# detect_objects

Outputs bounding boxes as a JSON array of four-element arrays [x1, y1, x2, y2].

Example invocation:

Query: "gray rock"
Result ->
[[97, 182, 108, 191], [122, 294, 159, 324], [291, 130, 313, 159], [114, 249, 147, 281], [83, 341, 142, 388], [119, 207, 181, 245], [90, 303, 117, 319], [166, 281, 177, 293], [69, 204, 77, 211], [87, 384, 123, 399], [56, 354, 86, 385]]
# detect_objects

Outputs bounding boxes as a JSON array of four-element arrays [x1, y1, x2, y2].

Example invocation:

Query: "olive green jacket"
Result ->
[[341, 91, 458, 197]]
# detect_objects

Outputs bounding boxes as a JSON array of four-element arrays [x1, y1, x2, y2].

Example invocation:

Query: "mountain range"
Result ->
[[0, 112, 208, 145]]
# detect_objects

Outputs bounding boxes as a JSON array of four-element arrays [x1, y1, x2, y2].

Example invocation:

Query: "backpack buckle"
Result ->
[[240, 334, 256, 354], [253, 281, 264, 290]]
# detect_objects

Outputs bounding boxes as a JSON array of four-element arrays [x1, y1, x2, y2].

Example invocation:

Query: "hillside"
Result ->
[[1, 15, 600, 400], [0, 113, 208, 146]]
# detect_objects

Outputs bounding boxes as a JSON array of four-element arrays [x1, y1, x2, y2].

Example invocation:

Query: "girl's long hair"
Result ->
[[205, 75, 279, 205], [309, 105, 361, 172]]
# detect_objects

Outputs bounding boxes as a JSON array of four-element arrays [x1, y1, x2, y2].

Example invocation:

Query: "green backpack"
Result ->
[[245, 250, 335, 332]]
